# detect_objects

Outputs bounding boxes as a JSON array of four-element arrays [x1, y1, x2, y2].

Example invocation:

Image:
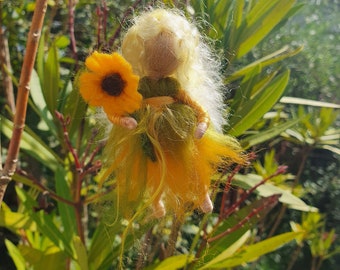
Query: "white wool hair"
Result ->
[[122, 9, 226, 130]]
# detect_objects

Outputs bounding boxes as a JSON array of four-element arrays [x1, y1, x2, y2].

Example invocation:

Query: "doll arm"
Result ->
[[107, 114, 137, 129], [176, 90, 210, 138]]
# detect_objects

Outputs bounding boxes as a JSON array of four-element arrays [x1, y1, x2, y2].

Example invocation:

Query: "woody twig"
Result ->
[[0, 0, 48, 207]]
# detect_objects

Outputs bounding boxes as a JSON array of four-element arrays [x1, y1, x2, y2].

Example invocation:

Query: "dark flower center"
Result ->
[[101, 73, 126, 96]]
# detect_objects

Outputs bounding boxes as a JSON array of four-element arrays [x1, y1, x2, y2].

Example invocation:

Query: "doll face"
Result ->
[[143, 30, 180, 79]]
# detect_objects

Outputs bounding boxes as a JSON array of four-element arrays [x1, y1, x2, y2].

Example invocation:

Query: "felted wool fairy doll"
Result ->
[[79, 9, 245, 218]]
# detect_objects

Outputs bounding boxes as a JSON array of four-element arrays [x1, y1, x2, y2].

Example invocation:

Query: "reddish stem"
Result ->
[[219, 164, 242, 218], [68, 0, 78, 65], [96, 5, 103, 49], [208, 194, 280, 243], [223, 166, 287, 219], [55, 111, 82, 173]]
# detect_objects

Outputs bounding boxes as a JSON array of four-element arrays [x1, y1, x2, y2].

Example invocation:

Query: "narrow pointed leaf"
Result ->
[[5, 240, 26, 270], [241, 118, 301, 149], [202, 231, 303, 268], [73, 236, 89, 270], [233, 174, 318, 211], [228, 70, 290, 136], [55, 167, 77, 240]]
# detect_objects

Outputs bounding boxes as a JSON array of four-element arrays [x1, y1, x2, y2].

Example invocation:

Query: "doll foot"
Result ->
[[153, 200, 166, 218], [120, 116, 137, 129], [200, 193, 213, 213], [195, 122, 208, 139]]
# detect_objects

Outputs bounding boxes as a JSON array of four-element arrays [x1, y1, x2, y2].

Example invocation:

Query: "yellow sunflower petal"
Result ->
[[79, 72, 106, 106], [80, 51, 141, 115], [110, 53, 134, 76], [103, 101, 126, 116], [85, 51, 114, 75], [122, 75, 140, 96]]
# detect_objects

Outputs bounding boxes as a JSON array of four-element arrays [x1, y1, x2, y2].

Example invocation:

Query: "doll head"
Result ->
[[122, 9, 199, 79], [143, 30, 180, 79], [122, 9, 226, 130]]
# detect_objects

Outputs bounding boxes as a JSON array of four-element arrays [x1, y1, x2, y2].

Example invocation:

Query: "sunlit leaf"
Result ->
[[31, 211, 75, 258], [227, 45, 302, 82], [200, 231, 251, 269], [73, 236, 89, 270], [0, 203, 36, 233], [236, 0, 296, 58], [29, 69, 57, 133], [150, 254, 194, 270], [233, 174, 318, 212], [201, 231, 303, 268], [19, 244, 67, 270], [280, 96, 340, 108], [5, 240, 26, 270]]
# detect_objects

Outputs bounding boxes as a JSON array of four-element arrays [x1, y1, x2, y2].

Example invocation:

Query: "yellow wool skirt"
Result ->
[[100, 102, 244, 216]]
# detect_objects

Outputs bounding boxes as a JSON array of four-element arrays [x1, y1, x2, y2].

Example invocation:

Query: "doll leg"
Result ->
[[200, 192, 213, 213]]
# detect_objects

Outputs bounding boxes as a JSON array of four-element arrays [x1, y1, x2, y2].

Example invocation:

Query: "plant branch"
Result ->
[[208, 194, 280, 243], [68, 0, 78, 66], [0, 3, 15, 113], [55, 111, 86, 243], [223, 166, 287, 219], [0, 0, 48, 207], [15, 169, 75, 207]]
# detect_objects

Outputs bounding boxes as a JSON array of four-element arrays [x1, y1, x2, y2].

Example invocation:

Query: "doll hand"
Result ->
[[120, 116, 138, 129], [194, 122, 208, 139], [153, 199, 166, 218], [200, 192, 213, 213]]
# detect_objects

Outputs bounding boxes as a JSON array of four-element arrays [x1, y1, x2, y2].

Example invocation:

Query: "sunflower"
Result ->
[[79, 51, 142, 116]]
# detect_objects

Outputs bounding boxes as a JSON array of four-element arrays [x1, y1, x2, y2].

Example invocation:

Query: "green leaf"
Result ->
[[19, 244, 67, 270], [55, 167, 77, 240], [227, 45, 303, 82], [0, 116, 62, 171], [29, 69, 57, 133], [31, 211, 75, 258], [236, 0, 296, 58], [241, 118, 301, 149], [228, 70, 290, 136], [62, 86, 87, 140], [233, 174, 318, 212], [201, 231, 303, 268], [55, 35, 70, 48], [73, 236, 89, 270], [151, 254, 194, 270], [88, 222, 121, 270], [42, 43, 60, 115], [37, 28, 45, 82], [200, 231, 251, 269], [5, 240, 26, 270], [199, 196, 279, 265], [230, 64, 262, 113], [0, 203, 36, 233]]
